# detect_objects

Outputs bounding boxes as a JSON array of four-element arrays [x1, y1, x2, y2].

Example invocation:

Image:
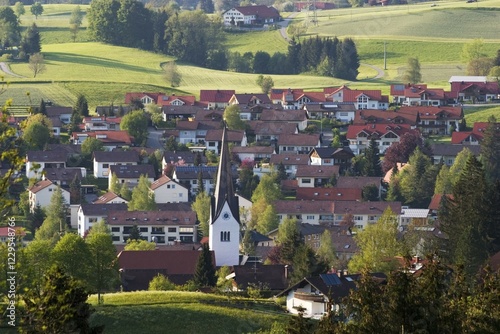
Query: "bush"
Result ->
[[148, 274, 176, 291]]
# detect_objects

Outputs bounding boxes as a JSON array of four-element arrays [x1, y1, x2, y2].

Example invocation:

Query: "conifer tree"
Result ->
[[193, 243, 216, 288], [35, 186, 68, 244]]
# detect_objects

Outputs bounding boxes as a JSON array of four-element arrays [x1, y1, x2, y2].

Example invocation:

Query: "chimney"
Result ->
[[284, 265, 289, 279], [339, 269, 344, 278], [343, 269, 348, 276]]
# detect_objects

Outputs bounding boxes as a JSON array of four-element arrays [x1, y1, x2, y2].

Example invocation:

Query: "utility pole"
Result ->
[[384, 41, 387, 70]]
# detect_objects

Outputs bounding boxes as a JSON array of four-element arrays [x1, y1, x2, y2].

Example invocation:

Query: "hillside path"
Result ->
[[0, 62, 24, 78], [361, 62, 385, 79]]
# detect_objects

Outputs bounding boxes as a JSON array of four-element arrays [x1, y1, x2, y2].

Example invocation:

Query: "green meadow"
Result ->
[[1, 1, 499, 118], [86, 291, 287, 334]]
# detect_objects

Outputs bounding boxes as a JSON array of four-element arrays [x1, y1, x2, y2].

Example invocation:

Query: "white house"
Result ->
[[77, 203, 128, 237], [93, 150, 140, 178], [28, 180, 70, 213], [223, 5, 280, 26], [26, 150, 67, 179], [204, 129, 247, 154], [108, 164, 155, 190], [150, 175, 189, 203]]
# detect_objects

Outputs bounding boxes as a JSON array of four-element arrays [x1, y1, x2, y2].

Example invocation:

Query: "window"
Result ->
[[111, 227, 120, 232], [112, 236, 120, 242], [208, 142, 216, 147], [192, 180, 197, 185], [168, 227, 176, 233], [306, 215, 314, 220], [139, 227, 148, 232], [103, 163, 109, 168], [89, 218, 98, 223], [179, 227, 193, 233], [168, 236, 176, 242], [152, 227, 165, 234], [354, 216, 363, 221], [324, 159, 331, 164], [302, 178, 311, 184], [220, 231, 230, 242]]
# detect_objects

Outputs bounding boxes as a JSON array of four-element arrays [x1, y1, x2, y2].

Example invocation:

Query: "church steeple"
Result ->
[[212, 124, 238, 221]]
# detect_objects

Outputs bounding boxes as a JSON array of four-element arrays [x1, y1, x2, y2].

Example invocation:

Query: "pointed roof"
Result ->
[[213, 125, 238, 222]]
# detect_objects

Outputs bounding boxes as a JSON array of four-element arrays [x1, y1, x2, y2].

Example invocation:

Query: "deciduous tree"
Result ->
[[28, 52, 46, 78], [69, 5, 84, 42], [256, 74, 274, 94], [223, 105, 245, 130], [128, 175, 156, 211], [402, 57, 422, 84], [120, 109, 149, 146], [192, 191, 210, 237], [124, 239, 156, 250], [53, 233, 92, 284], [35, 186, 68, 245], [163, 61, 182, 87], [30, 2, 44, 19]]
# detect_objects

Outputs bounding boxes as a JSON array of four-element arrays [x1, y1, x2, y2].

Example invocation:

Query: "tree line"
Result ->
[[87, 0, 360, 80]]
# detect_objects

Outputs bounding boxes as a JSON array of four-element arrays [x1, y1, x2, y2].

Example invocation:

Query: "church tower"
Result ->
[[208, 125, 241, 266]]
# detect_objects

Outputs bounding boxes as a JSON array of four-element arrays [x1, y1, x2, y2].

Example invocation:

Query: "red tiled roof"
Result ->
[[150, 175, 172, 190], [0, 226, 26, 237], [250, 121, 298, 135], [125, 92, 163, 104], [199, 90, 235, 103], [204, 129, 244, 142], [390, 83, 428, 96], [296, 187, 362, 201], [354, 109, 418, 125], [92, 192, 122, 204], [270, 88, 304, 101], [231, 93, 272, 104], [72, 131, 133, 145], [274, 200, 335, 214], [157, 95, 196, 106], [270, 153, 310, 165], [399, 106, 462, 120], [346, 123, 413, 139], [451, 132, 482, 144], [277, 133, 320, 146], [342, 89, 383, 102], [234, 5, 280, 18], [333, 201, 401, 215], [28, 179, 54, 194]]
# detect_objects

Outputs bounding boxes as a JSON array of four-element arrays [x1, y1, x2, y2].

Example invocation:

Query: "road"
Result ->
[[0, 62, 24, 78], [146, 127, 165, 150]]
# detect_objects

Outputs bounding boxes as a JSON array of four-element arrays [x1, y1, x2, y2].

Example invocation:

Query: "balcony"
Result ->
[[294, 292, 325, 303]]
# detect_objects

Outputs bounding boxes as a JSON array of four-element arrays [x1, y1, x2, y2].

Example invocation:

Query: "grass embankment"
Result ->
[[87, 291, 288, 334]]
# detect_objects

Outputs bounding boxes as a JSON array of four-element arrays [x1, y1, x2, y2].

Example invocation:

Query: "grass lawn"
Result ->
[[464, 105, 500, 123], [87, 291, 288, 334]]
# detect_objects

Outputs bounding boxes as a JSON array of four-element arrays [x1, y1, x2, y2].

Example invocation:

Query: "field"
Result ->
[[1, 1, 500, 117]]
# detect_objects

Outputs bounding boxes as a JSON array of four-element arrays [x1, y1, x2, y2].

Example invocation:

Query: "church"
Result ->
[[209, 125, 241, 266]]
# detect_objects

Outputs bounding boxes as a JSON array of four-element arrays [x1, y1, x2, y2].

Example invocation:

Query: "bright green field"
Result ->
[[86, 291, 287, 334], [464, 105, 500, 123]]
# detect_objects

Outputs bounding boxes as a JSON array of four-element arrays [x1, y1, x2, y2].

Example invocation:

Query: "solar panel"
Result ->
[[320, 273, 341, 286]]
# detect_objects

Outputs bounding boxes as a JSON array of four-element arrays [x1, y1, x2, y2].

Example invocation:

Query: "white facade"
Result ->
[[93, 160, 137, 178], [151, 179, 189, 203], [223, 8, 250, 26], [28, 182, 70, 213], [285, 284, 328, 317], [209, 201, 240, 267]]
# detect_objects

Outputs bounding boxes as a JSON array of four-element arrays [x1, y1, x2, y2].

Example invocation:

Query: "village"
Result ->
[[1, 73, 500, 326]]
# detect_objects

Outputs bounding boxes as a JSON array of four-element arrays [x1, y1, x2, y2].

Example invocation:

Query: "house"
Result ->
[[125, 92, 163, 106], [42, 167, 86, 188], [332, 201, 402, 230], [150, 175, 189, 203], [172, 166, 220, 197], [156, 94, 196, 107], [336, 176, 384, 197], [82, 116, 122, 131], [161, 105, 202, 121], [303, 102, 356, 122], [390, 83, 448, 106], [209, 125, 242, 266], [232, 146, 275, 164], [176, 120, 222, 144], [353, 109, 419, 127], [308, 147, 354, 173], [295, 165, 340, 188], [28, 180, 70, 213], [398, 106, 463, 135], [92, 191, 128, 204], [228, 264, 289, 292], [0, 227, 26, 244], [428, 194, 451, 220], [278, 133, 321, 154], [228, 93, 272, 106], [249, 121, 298, 144], [46, 106, 72, 124], [204, 129, 247, 153], [108, 164, 155, 189], [278, 272, 386, 318], [260, 109, 309, 131], [107, 209, 197, 245], [325, 226, 359, 262], [77, 203, 128, 236], [245, 229, 273, 248], [296, 187, 362, 202], [48, 116, 62, 136], [430, 144, 481, 166], [199, 89, 235, 109], [451, 121, 500, 145], [326, 86, 389, 110], [162, 151, 206, 172], [72, 131, 134, 149], [274, 200, 335, 225], [26, 150, 67, 179], [223, 5, 280, 27], [269, 153, 310, 178], [270, 88, 326, 110], [346, 123, 416, 155], [93, 150, 140, 178], [400, 208, 430, 230], [237, 104, 275, 121], [449, 76, 500, 103], [118, 250, 213, 290]]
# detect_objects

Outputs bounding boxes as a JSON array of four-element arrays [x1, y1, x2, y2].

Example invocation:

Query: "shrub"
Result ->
[[148, 274, 176, 291]]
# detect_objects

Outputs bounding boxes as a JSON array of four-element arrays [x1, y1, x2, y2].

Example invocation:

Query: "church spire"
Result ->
[[213, 123, 237, 220]]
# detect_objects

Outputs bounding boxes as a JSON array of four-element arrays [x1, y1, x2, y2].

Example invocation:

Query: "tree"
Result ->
[[223, 105, 246, 130], [74, 94, 89, 117], [22, 122, 51, 150], [490, 66, 500, 83], [480, 116, 500, 184], [120, 109, 149, 146], [148, 274, 176, 291], [53, 233, 92, 284], [255, 201, 279, 234], [30, 2, 44, 19], [399, 147, 437, 207], [128, 175, 156, 211], [18, 239, 53, 293], [402, 57, 422, 84], [334, 38, 359, 81], [28, 53, 46, 78], [316, 230, 337, 268], [35, 186, 68, 245], [439, 155, 490, 277], [193, 243, 216, 288], [255, 74, 274, 94], [449, 147, 473, 186], [348, 208, 401, 274], [362, 184, 379, 201], [69, 5, 84, 42], [120, 181, 132, 201], [467, 57, 494, 76], [276, 217, 302, 265], [0, 7, 21, 48], [128, 225, 141, 241], [291, 244, 327, 284], [15, 2, 25, 18], [110, 172, 120, 194], [362, 138, 382, 177], [81, 137, 104, 159], [251, 171, 281, 204], [382, 131, 429, 173], [163, 61, 182, 87], [86, 230, 118, 304], [461, 38, 486, 64], [20, 266, 102, 334], [124, 239, 156, 250], [434, 164, 453, 195], [198, 0, 215, 14], [192, 192, 211, 237], [21, 23, 41, 56], [238, 163, 259, 199], [69, 174, 82, 204]]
